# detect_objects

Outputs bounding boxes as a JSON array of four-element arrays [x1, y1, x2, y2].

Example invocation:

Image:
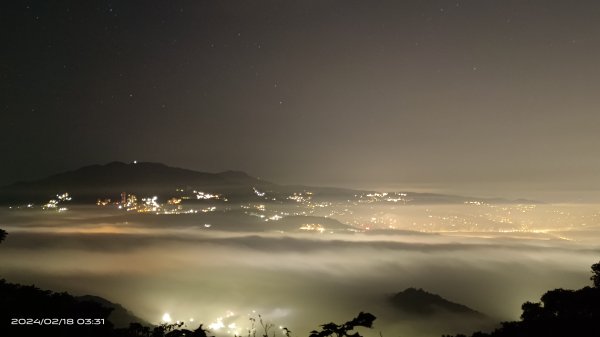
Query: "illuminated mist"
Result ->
[[1, 205, 599, 337]]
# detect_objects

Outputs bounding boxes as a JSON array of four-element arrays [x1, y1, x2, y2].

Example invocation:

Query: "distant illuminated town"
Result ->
[[6, 185, 600, 236]]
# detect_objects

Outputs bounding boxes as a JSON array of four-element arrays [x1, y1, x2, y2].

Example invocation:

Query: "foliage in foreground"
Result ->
[[443, 261, 600, 337], [309, 312, 376, 337]]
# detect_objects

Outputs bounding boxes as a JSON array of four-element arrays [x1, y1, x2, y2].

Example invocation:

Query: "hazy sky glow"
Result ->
[[2, 1, 600, 201], [2, 4, 600, 335]]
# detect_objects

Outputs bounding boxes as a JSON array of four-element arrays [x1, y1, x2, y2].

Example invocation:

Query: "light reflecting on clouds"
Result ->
[[0, 207, 599, 336]]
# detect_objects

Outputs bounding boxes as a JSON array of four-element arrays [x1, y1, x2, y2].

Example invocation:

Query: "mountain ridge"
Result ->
[[0, 161, 272, 203], [0, 162, 537, 205], [77, 294, 150, 328], [389, 287, 486, 317]]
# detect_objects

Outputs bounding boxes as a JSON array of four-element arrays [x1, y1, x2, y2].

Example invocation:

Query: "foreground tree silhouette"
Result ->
[[442, 260, 600, 337], [309, 312, 376, 337], [591, 261, 600, 288], [0, 228, 6, 243]]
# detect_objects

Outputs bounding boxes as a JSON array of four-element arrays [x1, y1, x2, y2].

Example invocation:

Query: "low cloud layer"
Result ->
[[1, 210, 599, 337]]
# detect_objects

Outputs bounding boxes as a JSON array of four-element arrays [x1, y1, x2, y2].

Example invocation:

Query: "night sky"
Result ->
[[2, 1, 600, 200]]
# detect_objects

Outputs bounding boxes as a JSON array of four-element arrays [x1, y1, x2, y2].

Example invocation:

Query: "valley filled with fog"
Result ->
[[1, 202, 599, 337]]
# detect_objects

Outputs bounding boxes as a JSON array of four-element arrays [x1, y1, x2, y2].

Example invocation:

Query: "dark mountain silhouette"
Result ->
[[0, 278, 213, 337], [0, 161, 273, 203], [390, 288, 485, 317], [77, 295, 149, 328], [0, 161, 536, 205], [0, 279, 114, 337]]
